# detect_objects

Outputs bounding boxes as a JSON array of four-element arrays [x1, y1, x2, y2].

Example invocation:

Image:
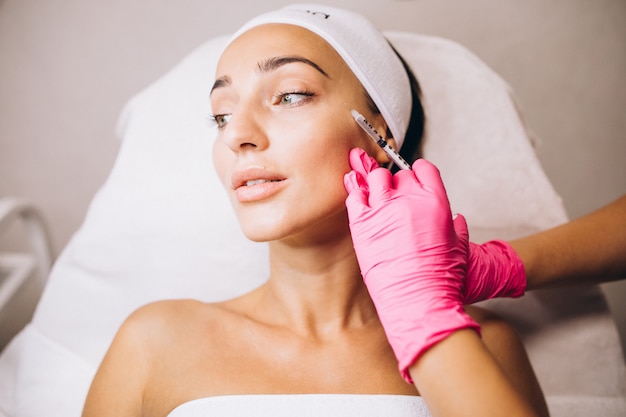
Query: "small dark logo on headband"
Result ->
[[305, 10, 330, 19]]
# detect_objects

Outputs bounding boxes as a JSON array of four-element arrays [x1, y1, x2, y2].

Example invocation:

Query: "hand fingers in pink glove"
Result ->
[[366, 169, 395, 208], [344, 149, 526, 306], [348, 147, 379, 176], [410, 158, 447, 196], [344, 148, 389, 215], [344, 171, 369, 212], [344, 148, 479, 383], [346, 147, 418, 207], [344, 148, 378, 192], [344, 148, 377, 212], [453, 213, 469, 250], [392, 169, 420, 194]]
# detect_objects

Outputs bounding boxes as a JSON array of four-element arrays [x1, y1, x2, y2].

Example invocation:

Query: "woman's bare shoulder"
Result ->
[[85, 299, 241, 415], [128, 298, 221, 319], [120, 299, 232, 339], [105, 299, 238, 388]]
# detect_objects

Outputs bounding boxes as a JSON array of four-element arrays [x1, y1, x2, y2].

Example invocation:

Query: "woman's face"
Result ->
[[210, 24, 387, 242]]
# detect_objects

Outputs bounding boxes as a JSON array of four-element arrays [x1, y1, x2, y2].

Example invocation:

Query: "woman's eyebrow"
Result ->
[[210, 75, 231, 95], [210, 55, 329, 96], [257, 55, 330, 78]]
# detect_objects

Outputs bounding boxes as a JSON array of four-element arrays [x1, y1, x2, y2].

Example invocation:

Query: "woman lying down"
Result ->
[[82, 4, 549, 417]]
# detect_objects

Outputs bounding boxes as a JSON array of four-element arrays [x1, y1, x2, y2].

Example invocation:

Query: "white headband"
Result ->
[[226, 3, 412, 149]]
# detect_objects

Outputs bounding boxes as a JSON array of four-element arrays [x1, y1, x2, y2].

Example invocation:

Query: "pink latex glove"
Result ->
[[341, 148, 526, 305], [463, 240, 526, 304], [344, 148, 480, 383]]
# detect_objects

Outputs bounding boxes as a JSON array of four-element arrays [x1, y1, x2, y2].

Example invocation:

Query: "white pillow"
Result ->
[[7, 32, 618, 417]]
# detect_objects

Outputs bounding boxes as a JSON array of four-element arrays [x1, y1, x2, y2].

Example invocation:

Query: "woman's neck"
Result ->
[[253, 230, 377, 339]]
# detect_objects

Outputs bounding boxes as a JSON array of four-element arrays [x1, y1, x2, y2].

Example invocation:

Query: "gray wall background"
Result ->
[[1, 0, 625, 328]]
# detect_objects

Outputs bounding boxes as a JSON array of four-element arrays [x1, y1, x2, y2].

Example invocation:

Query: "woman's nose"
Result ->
[[219, 109, 269, 153]]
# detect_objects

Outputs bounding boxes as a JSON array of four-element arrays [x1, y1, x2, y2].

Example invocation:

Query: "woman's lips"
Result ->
[[231, 167, 287, 202], [235, 179, 287, 202]]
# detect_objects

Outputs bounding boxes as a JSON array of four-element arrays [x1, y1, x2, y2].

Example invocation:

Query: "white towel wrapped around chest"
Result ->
[[167, 395, 431, 417]]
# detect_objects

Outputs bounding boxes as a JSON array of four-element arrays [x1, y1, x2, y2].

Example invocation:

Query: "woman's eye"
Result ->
[[208, 113, 232, 129], [276, 91, 313, 106]]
